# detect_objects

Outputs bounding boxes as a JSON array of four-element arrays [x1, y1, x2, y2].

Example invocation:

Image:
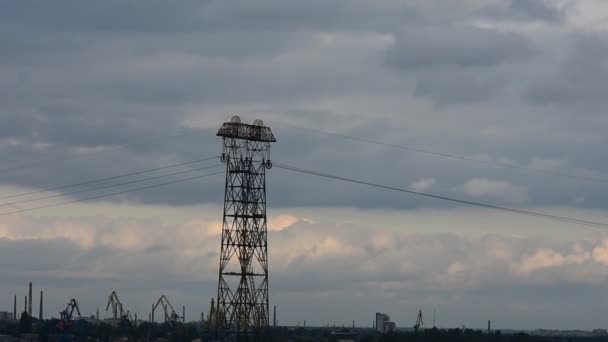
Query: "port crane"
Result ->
[[106, 291, 132, 326], [152, 295, 183, 325], [414, 309, 423, 331], [58, 299, 81, 331]]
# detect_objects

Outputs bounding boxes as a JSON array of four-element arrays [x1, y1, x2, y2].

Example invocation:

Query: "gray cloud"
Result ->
[[0, 0, 603, 210], [387, 26, 533, 69], [480, 0, 566, 22], [5, 0, 608, 331], [526, 32, 608, 107], [386, 25, 534, 104]]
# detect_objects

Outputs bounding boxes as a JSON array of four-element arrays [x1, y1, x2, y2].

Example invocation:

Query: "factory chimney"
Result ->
[[28, 282, 32, 317], [13, 295, 16, 320], [182, 306, 185, 323], [273, 305, 277, 327], [23, 296, 27, 315], [39, 291, 43, 320]]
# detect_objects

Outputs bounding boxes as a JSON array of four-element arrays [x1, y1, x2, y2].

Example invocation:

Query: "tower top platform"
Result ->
[[216, 117, 276, 142]]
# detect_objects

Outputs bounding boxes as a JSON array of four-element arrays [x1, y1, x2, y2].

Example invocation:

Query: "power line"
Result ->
[[270, 121, 608, 185], [0, 156, 219, 200], [0, 117, 222, 175], [0, 170, 224, 216], [0, 164, 223, 208], [0, 131, 196, 174], [274, 163, 608, 230]]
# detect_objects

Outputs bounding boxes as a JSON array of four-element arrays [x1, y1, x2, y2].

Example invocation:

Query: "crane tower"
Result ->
[[215, 116, 275, 334]]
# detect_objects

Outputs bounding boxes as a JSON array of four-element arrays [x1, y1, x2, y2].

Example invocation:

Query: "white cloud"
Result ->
[[268, 214, 300, 231], [528, 157, 568, 171], [410, 177, 436, 191], [516, 248, 565, 273], [592, 239, 608, 265], [457, 178, 529, 203], [2, 205, 608, 328]]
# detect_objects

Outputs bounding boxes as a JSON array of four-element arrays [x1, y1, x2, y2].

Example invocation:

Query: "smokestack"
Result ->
[[183, 306, 185, 323], [273, 305, 276, 327], [97, 308, 99, 321], [28, 282, 32, 317], [13, 295, 16, 320], [353, 320, 355, 329], [151, 304, 154, 322], [39, 291, 43, 320], [24, 296, 27, 315]]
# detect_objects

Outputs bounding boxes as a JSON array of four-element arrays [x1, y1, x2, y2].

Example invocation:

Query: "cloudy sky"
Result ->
[[3, 0, 608, 330]]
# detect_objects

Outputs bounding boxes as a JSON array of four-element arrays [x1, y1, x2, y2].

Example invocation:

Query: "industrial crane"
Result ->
[[152, 295, 183, 325], [414, 309, 424, 331], [58, 299, 81, 331], [106, 291, 132, 326]]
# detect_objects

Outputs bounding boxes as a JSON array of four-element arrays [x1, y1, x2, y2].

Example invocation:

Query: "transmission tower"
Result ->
[[215, 116, 276, 335]]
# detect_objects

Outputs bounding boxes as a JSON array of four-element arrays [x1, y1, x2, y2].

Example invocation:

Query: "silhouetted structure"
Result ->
[[215, 116, 276, 335], [105, 291, 132, 327], [415, 309, 424, 331], [28, 283, 32, 318], [152, 295, 183, 325], [39, 291, 43, 321]]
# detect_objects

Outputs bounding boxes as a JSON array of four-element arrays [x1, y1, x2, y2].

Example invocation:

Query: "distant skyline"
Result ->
[[3, 0, 608, 330]]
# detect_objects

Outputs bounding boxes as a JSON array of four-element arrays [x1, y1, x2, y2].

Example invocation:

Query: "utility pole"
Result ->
[[215, 117, 276, 335]]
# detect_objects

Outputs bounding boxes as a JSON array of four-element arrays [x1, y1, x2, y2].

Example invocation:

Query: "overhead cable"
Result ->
[[275, 163, 608, 230], [0, 171, 224, 216]]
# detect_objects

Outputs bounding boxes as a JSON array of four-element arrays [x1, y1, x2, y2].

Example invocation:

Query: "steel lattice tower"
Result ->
[[216, 116, 275, 335]]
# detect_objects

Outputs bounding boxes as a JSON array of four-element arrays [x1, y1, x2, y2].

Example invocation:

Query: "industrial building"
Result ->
[[0, 312, 11, 322], [375, 312, 395, 334]]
